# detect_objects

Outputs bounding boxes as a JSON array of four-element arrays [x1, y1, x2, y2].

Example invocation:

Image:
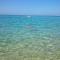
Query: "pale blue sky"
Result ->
[[0, 0, 60, 15]]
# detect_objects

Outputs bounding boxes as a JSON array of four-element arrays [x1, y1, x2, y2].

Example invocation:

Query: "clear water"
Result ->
[[0, 15, 60, 60]]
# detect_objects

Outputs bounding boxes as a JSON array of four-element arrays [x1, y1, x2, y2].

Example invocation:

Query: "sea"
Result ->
[[0, 15, 60, 60]]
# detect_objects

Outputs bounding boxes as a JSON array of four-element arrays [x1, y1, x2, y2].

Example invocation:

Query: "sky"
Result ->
[[0, 0, 60, 15]]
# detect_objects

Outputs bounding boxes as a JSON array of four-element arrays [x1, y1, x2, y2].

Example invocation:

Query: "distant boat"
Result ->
[[27, 16, 31, 18]]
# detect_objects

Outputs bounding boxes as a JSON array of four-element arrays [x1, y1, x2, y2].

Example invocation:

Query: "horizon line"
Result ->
[[0, 14, 60, 16]]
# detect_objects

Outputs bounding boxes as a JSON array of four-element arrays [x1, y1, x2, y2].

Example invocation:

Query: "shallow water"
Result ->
[[0, 15, 60, 60]]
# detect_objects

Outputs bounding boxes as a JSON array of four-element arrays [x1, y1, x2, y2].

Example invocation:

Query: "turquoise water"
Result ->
[[0, 15, 60, 60]]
